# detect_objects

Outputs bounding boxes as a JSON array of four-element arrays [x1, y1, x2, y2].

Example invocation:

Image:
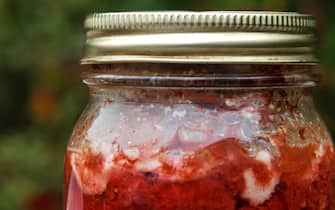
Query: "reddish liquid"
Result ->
[[64, 137, 335, 210]]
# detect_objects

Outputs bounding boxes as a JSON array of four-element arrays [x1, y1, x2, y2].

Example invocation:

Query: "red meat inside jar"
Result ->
[[64, 89, 335, 210]]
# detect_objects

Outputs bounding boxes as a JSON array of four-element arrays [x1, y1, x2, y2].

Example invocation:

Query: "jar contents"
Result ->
[[65, 89, 335, 210]]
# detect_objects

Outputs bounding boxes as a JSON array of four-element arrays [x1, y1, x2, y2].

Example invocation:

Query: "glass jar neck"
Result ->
[[82, 63, 319, 89], [87, 87, 310, 111]]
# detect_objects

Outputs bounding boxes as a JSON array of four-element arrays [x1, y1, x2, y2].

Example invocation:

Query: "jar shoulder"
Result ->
[[68, 89, 333, 154]]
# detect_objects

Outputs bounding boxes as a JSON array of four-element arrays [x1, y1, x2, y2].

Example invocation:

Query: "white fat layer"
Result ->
[[71, 154, 109, 195], [242, 169, 279, 206], [135, 159, 162, 172], [304, 144, 326, 180], [255, 150, 272, 169], [315, 144, 325, 158], [104, 154, 115, 169], [123, 148, 140, 160]]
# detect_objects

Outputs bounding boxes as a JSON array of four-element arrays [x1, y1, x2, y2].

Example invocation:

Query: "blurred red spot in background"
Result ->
[[29, 88, 58, 123], [25, 191, 59, 210]]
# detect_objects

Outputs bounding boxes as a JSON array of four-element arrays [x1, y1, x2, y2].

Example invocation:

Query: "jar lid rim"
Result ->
[[85, 11, 316, 32]]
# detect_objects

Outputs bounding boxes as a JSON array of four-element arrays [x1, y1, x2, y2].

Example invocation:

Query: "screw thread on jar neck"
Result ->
[[82, 63, 319, 89]]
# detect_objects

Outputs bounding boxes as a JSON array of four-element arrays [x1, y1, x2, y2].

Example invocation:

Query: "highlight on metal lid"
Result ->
[[81, 11, 318, 64]]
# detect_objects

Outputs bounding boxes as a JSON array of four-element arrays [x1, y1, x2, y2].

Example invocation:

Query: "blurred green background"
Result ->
[[0, 0, 335, 210]]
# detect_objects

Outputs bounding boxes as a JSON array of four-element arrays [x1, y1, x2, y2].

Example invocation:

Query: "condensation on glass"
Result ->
[[64, 11, 335, 210]]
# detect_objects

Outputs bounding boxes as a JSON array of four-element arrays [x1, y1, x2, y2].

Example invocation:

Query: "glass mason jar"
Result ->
[[64, 11, 335, 210]]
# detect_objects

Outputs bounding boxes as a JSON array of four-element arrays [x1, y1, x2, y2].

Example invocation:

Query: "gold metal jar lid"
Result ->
[[81, 11, 318, 64]]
